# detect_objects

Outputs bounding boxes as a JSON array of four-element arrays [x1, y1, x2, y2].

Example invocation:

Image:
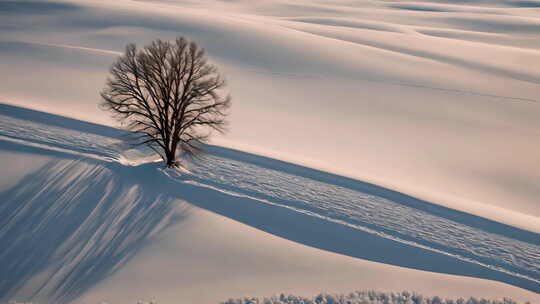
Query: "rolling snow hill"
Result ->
[[1, 0, 539, 303]]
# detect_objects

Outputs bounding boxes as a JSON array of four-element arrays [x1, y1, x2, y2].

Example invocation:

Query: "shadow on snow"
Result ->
[[0, 103, 539, 302], [0, 155, 187, 303]]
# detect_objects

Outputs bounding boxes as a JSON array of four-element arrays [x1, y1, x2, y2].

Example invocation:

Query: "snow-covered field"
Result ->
[[0, 0, 539, 303], [0, 106, 538, 303]]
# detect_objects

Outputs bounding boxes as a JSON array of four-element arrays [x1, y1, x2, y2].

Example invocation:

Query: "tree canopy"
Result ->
[[101, 37, 230, 167]]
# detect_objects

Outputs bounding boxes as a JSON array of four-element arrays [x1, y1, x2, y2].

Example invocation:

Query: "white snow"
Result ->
[[0, 106, 538, 304], [1, 0, 539, 233], [0, 0, 539, 303]]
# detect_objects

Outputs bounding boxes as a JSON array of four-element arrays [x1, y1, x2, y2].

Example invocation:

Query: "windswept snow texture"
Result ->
[[0, 105, 539, 303], [186, 152, 540, 284]]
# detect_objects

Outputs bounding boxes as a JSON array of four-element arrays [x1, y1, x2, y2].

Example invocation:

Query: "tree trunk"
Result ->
[[166, 144, 177, 167]]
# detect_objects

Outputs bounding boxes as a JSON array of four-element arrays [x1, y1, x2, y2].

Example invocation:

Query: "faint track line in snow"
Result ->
[[182, 178, 540, 286], [11, 40, 122, 56], [0, 114, 123, 162], [6, 39, 539, 103], [184, 153, 540, 286], [0, 135, 114, 162], [1, 108, 539, 292], [230, 64, 540, 104]]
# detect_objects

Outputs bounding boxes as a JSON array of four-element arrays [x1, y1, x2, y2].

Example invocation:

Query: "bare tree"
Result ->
[[100, 37, 231, 167]]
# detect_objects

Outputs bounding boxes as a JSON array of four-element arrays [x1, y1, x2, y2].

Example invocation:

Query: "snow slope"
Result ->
[[1, 0, 539, 303], [0, 104, 538, 304], [0, 0, 539, 235]]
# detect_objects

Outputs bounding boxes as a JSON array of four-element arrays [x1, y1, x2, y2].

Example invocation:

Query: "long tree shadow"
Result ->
[[0, 156, 188, 303], [2, 150, 538, 302], [167, 180, 540, 294], [1, 103, 539, 300], [201, 145, 540, 246]]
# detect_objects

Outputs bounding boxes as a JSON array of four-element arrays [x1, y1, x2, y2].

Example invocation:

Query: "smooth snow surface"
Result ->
[[0, 105, 538, 304], [1, 0, 540, 303], [0, 0, 539, 234]]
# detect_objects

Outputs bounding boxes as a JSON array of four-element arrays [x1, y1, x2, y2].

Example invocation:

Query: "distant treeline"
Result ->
[[220, 290, 529, 304]]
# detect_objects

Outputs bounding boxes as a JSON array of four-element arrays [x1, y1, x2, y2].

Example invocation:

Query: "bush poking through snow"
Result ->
[[220, 291, 529, 304]]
